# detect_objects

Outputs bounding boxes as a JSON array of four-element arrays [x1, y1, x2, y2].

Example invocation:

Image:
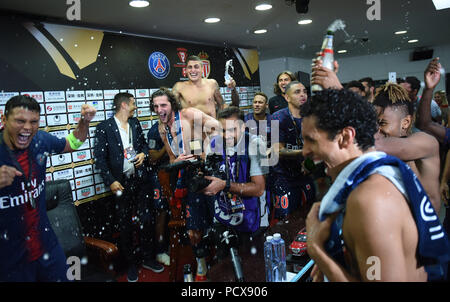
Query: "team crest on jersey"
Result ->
[[198, 51, 210, 78], [148, 52, 170, 79]]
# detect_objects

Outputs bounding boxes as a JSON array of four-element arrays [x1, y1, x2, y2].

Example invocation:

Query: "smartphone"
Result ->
[[388, 72, 397, 83]]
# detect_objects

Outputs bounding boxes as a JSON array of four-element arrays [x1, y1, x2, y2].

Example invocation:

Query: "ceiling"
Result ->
[[1, 0, 449, 61]]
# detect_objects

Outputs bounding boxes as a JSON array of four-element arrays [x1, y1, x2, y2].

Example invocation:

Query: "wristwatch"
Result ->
[[224, 178, 231, 192]]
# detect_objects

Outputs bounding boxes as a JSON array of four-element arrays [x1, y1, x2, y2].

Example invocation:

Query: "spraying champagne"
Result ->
[[224, 59, 234, 86], [311, 19, 346, 93]]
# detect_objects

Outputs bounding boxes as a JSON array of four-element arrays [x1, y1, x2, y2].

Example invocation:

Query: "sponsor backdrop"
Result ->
[[0, 15, 261, 213]]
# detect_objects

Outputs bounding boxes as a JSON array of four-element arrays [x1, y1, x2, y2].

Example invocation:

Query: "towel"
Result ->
[[319, 151, 450, 280]]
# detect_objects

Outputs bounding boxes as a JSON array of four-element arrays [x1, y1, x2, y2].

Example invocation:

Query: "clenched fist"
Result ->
[[0, 165, 22, 189]]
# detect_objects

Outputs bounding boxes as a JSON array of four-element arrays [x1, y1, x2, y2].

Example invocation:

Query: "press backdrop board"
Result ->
[[0, 15, 261, 205]]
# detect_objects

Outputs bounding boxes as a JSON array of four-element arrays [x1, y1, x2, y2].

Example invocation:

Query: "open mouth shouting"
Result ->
[[16, 132, 32, 148]]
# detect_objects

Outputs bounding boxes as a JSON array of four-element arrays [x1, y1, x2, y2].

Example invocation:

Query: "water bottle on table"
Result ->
[[272, 233, 286, 282], [264, 236, 274, 282]]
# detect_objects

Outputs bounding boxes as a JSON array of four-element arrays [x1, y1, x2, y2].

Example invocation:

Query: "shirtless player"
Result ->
[[373, 83, 441, 213], [172, 55, 239, 118]]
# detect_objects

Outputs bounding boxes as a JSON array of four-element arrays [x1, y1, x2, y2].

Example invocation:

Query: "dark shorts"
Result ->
[[271, 176, 316, 219], [148, 172, 168, 211], [2, 243, 69, 282], [185, 191, 215, 231]]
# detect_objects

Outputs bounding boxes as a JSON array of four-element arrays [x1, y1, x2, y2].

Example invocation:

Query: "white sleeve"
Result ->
[[248, 136, 269, 177]]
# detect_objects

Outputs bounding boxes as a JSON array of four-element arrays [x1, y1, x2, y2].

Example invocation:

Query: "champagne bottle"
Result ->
[[311, 31, 335, 93], [311, 19, 345, 93]]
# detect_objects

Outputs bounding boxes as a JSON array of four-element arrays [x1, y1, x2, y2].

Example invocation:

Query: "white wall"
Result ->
[[259, 43, 450, 98]]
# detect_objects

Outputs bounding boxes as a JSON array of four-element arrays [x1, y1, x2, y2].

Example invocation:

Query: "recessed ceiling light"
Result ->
[[255, 4, 272, 11], [254, 29, 267, 34], [129, 0, 149, 8], [395, 30, 407, 35], [408, 39, 419, 43], [204, 17, 221, 23], [298, 19, 312, 25], [338, 50, 347, 54], [432, 0, 450, 10]]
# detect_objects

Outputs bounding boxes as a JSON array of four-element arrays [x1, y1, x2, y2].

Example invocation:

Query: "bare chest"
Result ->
[[180, 84, 215, 106]]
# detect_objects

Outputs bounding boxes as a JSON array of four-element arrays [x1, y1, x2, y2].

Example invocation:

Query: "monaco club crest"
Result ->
[[198, 51, 210, 78]]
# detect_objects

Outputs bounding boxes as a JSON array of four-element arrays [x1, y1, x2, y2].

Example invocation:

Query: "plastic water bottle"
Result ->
[[272, 233, 286, 282], [183, 264, 193, 282], [264, 236, 274, 282]]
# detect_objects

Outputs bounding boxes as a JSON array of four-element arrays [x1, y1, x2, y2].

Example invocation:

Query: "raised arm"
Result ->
[[227, 78, 240, 107], [311, 59, 343, 90], [416, 58, 446, 143], [212, 79, 225, 110], [64, 104, 96, 153]]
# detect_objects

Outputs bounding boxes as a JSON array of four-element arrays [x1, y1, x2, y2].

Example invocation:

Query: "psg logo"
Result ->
[[148, 52, 170, 79]]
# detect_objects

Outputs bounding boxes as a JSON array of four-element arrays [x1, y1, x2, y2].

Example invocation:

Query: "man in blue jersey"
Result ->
[[147, 120, 170, 266], [244, 92, 272, 148], [270, 81, 316, 224], [0, 95, 96, 281]]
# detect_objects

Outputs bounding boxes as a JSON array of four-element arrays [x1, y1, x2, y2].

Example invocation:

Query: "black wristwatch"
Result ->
[[224, 178, 231, 192]]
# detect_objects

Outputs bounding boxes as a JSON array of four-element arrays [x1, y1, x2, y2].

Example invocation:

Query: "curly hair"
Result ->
[[150, 87, 181, 112], [300, 89, 378, 151], [273, 71, 297, 95]]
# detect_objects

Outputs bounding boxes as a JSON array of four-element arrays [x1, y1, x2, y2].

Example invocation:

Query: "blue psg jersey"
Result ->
[[147, 121, 165, 151], [271, 107, 305, 179], [244, 113, 272, 148], [0, 130, 66, 276]]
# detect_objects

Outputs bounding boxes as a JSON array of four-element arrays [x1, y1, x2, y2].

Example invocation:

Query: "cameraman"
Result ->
[[202, 106, 270, 237], [270, 81, 316, 224], [150, 87, 221, 281]]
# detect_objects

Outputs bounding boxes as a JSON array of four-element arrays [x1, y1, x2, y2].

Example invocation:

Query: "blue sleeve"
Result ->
[[38, 131, 66, 154], [272, 112, 288, 144], [147, 123, 164, 150]]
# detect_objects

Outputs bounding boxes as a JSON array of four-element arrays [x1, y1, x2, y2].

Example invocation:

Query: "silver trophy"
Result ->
[[224, 59, 234, 86]]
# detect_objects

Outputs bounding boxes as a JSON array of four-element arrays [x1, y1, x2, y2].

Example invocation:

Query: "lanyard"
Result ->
[[0, 132, 36, 209], [166, 111, 185, 155], [288, 110, 304, 148], [225, 154, 240, 182], [128, 123, 132, 145]]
